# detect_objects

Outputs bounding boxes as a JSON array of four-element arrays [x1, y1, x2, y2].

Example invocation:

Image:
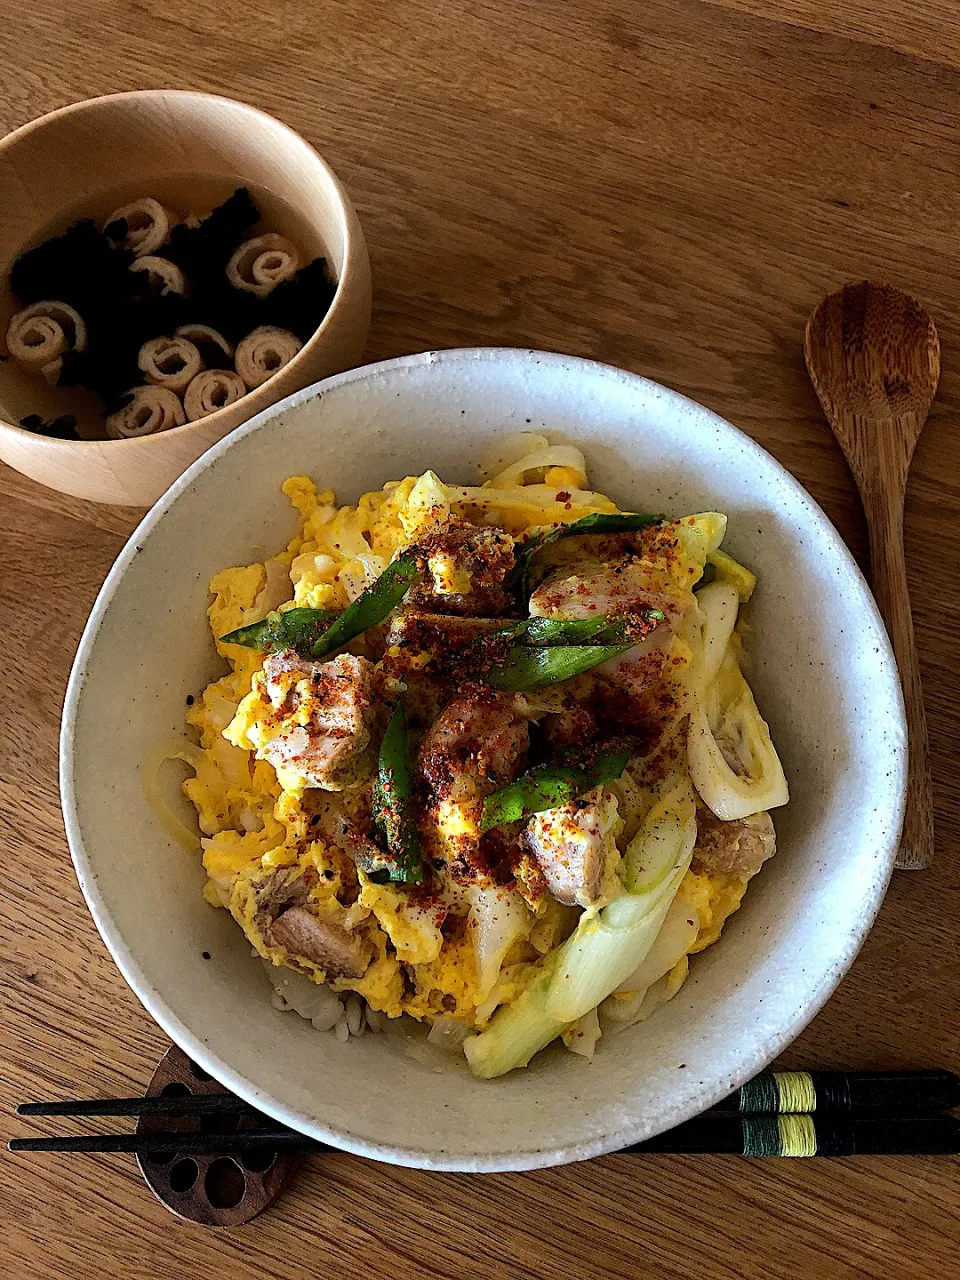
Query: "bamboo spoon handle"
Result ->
[[864, 478, 934, 870]]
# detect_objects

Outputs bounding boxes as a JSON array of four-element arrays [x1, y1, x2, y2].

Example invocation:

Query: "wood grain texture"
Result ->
[[1, 1, 958, 1277], [805, 282, 939, 869]]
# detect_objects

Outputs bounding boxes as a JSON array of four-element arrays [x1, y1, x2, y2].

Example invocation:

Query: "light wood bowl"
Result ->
[[0, 91, 372, 506]]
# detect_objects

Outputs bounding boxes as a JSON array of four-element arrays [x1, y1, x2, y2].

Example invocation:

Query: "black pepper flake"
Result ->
[[202, 951, 211, 960], [185, 694, 195, 706]]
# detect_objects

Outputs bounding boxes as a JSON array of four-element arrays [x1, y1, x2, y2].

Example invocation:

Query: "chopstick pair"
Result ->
[[10, 1069, 960, 1160], [647, 1068, 959, 1155]]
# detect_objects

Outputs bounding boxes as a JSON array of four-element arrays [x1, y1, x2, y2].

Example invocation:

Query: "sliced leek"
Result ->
[[694, 582, 740, 689], [671, 512, 727, 569], [688, 653, 789, 819], [623, 776, 698, 893], [464, 954, 569, 1079], [465, 773, 698, 1076], [707, 547, 756, 601], [545, 858, 691, 1025]]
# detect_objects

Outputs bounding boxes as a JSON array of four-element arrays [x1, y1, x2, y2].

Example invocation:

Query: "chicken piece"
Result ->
[[529, 557, 685, 627], [252, 866, 309, 918], [236, 652, 384, 791], [419, 694, 529, 805], [693, 807, 776, 881], [418, 693, 529, 879], [269, 906, 370, 978], [408, 521, 516, 616], [524, 787, 622, 908], [543, 703, 599, 752], [381, 610, 505, 680]]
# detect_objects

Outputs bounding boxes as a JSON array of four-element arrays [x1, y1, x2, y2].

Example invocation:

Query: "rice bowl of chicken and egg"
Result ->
[[60, 348, 905, 1171]]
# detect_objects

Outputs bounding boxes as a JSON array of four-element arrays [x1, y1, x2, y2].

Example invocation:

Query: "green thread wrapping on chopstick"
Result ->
[[741, 1114, 818, 1156], [739, 1071, 779, 1114], [742, 1116, 782, 1156], [774, 1071, 817, 1114], [738, 1069, 817, 1114], [778, 1114, 817, 1157]]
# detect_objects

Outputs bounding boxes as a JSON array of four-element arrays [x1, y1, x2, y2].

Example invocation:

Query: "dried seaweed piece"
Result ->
[[58, 292, 191, 403], [19, 412, 80, 440], [262, 256, 336, 342], [10, 219, 135, 308], [176, 275, 267, 343], [164, 187, 259, 282]]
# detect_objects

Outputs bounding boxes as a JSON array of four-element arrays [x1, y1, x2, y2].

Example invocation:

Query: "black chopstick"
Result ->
[[18, 1094, 262, 1119], [627, 1114, 960, 1157], [12, 1068, 960, 1160], [19, 1069, 960, 1123], [710, 1068, 960, 1116], [9, 1129, 323, 1155], [9, 1115, 960, 1159]]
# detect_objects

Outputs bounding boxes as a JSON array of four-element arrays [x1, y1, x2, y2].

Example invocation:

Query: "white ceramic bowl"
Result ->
[[61, 349, 906, 1172]]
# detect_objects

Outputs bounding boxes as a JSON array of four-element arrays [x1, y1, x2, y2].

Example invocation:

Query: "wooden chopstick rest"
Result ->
[[135, 1044, 302, 1226]]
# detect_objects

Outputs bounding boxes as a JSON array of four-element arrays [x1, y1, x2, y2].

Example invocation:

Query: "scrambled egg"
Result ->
[[683, 867, 749, 953], [178, 454, 768, 1040], [182, 474, 560, 1029]]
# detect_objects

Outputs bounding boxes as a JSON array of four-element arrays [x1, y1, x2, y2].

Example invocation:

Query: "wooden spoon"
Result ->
[[804, 281, 939, 870]]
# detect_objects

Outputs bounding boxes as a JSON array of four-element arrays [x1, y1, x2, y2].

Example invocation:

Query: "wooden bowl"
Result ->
[[0, 91, 371, 506]]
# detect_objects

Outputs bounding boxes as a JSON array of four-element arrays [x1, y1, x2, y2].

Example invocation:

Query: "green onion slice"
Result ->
[[468, 610, 664, 656], [310, 553, 419, 660], [367, 700, 424, 884], [522, 612, 663, 645], [511, 511, 661, 598], [219, 607, 337, 654], [482, 643, 634, 691], [481, 742, 634, 831]]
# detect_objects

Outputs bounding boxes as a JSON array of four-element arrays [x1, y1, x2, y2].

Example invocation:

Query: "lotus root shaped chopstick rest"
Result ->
[[136, 1044, 301, 1225]]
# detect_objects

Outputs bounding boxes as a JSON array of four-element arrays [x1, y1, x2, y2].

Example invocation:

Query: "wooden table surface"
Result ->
[[1, 2, 958, 1276]]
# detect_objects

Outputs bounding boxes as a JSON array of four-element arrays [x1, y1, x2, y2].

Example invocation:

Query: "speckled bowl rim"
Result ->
[[60, 348, 906, 1171]]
